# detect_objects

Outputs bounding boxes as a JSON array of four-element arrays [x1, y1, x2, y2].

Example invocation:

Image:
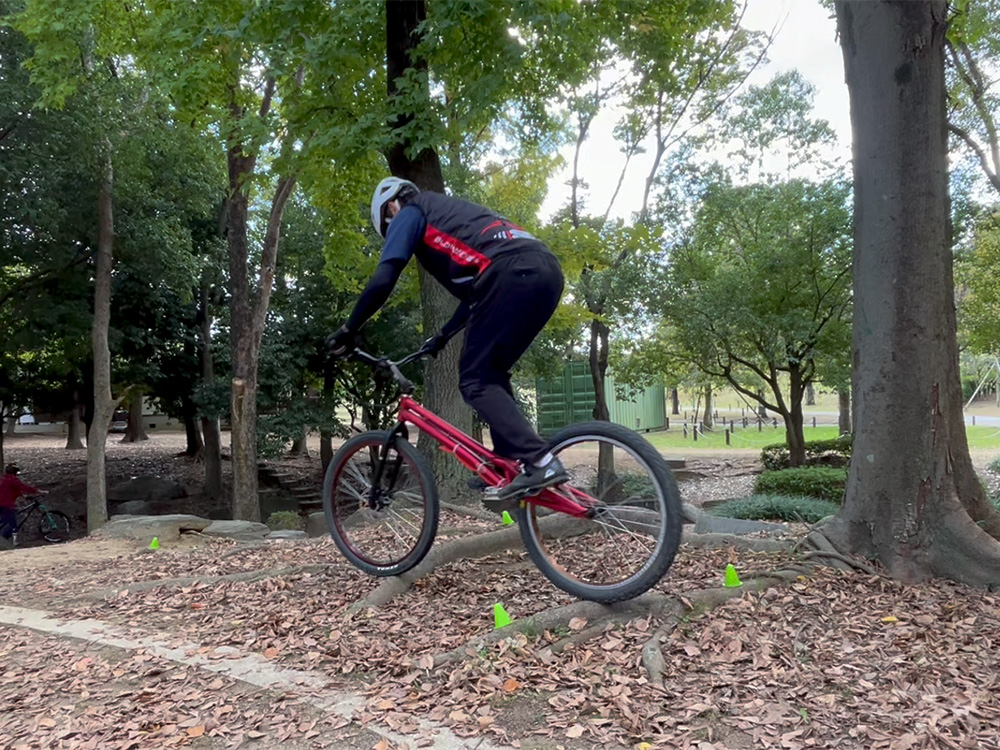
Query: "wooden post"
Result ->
[[813, 416, 817, 428], [725, 428, 731, 446]]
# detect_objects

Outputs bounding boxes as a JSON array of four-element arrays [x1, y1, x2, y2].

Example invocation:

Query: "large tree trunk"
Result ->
[[5, 415, 15, 436], [86, 146, 118, 533], [386, 0, 473, 503], [825, 0, 1000, 586], [121, 397, 148, 443]]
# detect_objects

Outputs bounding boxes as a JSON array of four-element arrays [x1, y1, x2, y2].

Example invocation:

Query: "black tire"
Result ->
[[516, 421, 682, 603], [38, 510, 71, 543], [323, 430, 438, 577]]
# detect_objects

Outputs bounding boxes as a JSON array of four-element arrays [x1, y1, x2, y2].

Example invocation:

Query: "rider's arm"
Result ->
[[440, 300, 471, 339], [345, 205, 426, 333]]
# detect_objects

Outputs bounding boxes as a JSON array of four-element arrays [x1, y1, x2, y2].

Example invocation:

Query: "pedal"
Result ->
[[482, 486, 519, 514]]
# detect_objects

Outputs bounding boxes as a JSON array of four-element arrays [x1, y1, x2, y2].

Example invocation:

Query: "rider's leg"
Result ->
[[459, 252, 566, 499], [0, 506, 15, 541]]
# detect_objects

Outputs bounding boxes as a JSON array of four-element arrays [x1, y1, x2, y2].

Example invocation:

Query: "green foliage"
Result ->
[[753, 467, 847, 504], [760, 435, 853, 471], [708, 494, 841, 524], [988, 456, 1000, 474], [265, 511, 303, 531], [956, 212, 1000, 355]]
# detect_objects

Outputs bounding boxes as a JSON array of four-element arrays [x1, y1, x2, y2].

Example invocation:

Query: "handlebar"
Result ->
[[347, 347, 428, 394]]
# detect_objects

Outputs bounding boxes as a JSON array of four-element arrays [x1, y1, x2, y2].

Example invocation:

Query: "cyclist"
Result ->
[[327, 178, 567, 505], [1, 463, 43, 547]]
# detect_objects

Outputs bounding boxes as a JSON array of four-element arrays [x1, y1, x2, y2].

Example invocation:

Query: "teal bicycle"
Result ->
[[1, 495, 71, 545]]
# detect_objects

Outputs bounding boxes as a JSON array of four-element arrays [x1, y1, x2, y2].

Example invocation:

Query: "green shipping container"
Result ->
[[535, 361, 666, 435]]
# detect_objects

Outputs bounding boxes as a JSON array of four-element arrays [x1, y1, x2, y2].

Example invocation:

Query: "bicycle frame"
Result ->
[[390, 395, 596, 519]]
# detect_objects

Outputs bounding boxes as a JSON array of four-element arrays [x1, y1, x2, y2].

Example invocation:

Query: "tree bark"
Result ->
[[670, 387, 680, 415], [4, 415, 15, 436], [826, 0, 1000, 585], [805, 382, 816, 406], [121, 397, 148, 443], [386, 0, 473, 503], [86, 145, 118, 533], [289, 430, 309, 457]]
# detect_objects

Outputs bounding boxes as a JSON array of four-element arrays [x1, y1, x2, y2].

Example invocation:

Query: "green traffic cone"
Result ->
[[493, 602, 512, 629], [149, 536, 160, 551], [501, 511, 514, 526], [723, 563, 742, 588]]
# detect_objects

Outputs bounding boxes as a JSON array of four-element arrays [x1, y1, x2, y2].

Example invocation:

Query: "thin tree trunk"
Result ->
[[289, 430, 309, 457], [826, 0, 1000, 585], [805, 382, 816, 406], [66, 395, 85, 450], [121, 397, 148, 443], [181, 396, 203, 457], [838, 388, 851, 435], [87, 145, 118, 533], [670, 387, 680, 415], [198, 282, 222, 501], [701, 386, 713, 430], [4, 416, 15, 436]]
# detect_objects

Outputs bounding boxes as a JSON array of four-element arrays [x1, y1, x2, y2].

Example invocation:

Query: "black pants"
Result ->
[[459, 250, 564, 464]]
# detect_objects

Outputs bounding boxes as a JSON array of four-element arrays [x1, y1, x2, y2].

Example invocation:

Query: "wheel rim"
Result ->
[[331, 440, 429, 569], [523, 435, 668, 593]]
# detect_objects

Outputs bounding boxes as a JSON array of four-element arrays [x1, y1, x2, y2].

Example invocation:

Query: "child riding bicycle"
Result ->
[[1, 463, 45, 547]]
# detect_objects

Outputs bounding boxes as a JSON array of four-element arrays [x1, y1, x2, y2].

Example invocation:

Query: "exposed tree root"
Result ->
[[439, 501, 500, 524], [802, 549, 878, 575], [347, 526, 525, 614]]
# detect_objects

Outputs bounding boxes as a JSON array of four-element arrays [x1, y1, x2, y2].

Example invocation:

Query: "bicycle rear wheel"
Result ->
[[517, 422, 682, 603], [323, 430, 438, 577], [38, 510, 71, 543]]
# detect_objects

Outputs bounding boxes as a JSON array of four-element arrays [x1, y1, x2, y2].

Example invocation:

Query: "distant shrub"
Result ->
[[988, 457, 1000, 474], [266, 511, 303, 531], [709, 494, 841, 524], [753, 466, 847, 503], [760, 435, 853, 471]]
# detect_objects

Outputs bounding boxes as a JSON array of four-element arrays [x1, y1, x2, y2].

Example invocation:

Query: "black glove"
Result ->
[[325, 325, 356, 358], [421, 331, 449, 357]]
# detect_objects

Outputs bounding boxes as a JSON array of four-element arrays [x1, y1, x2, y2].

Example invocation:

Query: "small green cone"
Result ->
[[723, 563, 742, 588], [501, 510, 514, 526], [149, 537, 160, 551], [493, 602, 512, 629]]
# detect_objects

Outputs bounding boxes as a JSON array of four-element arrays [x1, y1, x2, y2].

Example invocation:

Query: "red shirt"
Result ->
[[0, 474, 39, 509]]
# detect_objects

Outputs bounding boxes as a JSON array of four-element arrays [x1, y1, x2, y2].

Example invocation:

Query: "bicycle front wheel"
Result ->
[[323, 430, 438, 577], [38, 510, 71, 543], [517, 422, 682, 603]]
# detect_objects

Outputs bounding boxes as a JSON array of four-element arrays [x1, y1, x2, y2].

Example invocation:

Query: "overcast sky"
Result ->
[[540, 0, 852, 222]]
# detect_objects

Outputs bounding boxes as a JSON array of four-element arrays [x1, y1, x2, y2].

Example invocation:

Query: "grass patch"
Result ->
[[709, 494, 840, 523]]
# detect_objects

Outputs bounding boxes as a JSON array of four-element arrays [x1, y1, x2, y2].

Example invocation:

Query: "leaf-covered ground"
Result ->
[[2, 435, 999, 749], [2, 531, 998, 750]]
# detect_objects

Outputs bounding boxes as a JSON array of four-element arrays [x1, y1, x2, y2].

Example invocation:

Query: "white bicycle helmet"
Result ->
[[371, 176, 419, 238]]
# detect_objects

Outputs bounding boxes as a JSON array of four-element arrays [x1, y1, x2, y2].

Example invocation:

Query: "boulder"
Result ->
[[202, 520, 270, 541], [267, 530, 308, 540], [693, 515, 788, 536], [97, 514, 212, 542], [113, 500, 156, 516], [107, 475, 187, 504], [306, 512, 328, 538]]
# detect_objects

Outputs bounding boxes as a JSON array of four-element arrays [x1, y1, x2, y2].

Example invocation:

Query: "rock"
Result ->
[[96, 514, 212, 542], [107, 476, 187, 504], [693, 515, 788, 536], [113, 500, 156, 516], [267, 530, 307, 540], [202, 520, 270, 541], [306, 512, 328, 538]]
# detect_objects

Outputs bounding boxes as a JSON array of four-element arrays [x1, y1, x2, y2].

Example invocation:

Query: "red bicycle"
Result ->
[[323, 347, 682, 602]]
